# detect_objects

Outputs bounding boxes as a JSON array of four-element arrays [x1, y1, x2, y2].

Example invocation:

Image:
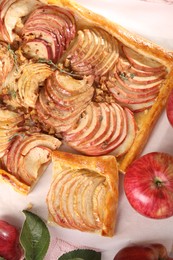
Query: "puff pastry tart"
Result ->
[[47, 150, 118, 236], [0, 0, 173, 179]]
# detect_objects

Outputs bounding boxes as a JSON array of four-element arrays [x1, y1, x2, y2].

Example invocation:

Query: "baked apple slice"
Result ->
[[3, 0, 43, 42], [22, 5, 76, 62], [0, 0, 16, 42], [63, 27, 119, 78], [21, 39, 54, 60], [0, 108, 24, 158], [47, 151, 118, 237], [4, 61, 53, 108], [2, 132, 61, 190], [123, 46, 166, 72], [63, 102, 102, 146], [36, 70, 94, 133], [64, 102, 136, 157], [0, 41, 14, 85]]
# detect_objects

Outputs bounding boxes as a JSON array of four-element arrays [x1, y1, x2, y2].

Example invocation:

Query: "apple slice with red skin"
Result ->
[[66, 102, 102, 146], [23, 21, 63, 61], [22, 26, 59, 62], [117, 56, 164, 77], [6, 133, 61, 182], [76, 102, 116, 151], [124, 152, 173, 219], [6, 134, 25, 174], [108, 79, 158, 102], [70, 172, 98, 231], [0, 0, 16, 41], [21, 38, 53, 60], [123, 46, 165, 72], [166, 89, 173, 127], [63, 103, 93, 141], [80, 175, 105, 229], [18, 146, 51, 186], [114, 243, 173, 260], [22, 5, 76, 61], [65, 27, 119, 78], [78, 103, 127, 156], [3, 0, 42, 42], [59, 172, 88, 230], [82, 106, 136, 156], [36, 101, 79, 133], [31, 5, 76, 38], [47, 169, 75, 228], [52, 71, 94, 96], [77, 102, 111, 149], [111, 108, 136, 157], [115, 72, 162, 93]]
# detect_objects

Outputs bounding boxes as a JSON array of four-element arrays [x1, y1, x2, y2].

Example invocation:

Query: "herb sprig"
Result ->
[[7, 44, 18, 71], [119, 72, 135, 81], [37, 58, 80, 78]]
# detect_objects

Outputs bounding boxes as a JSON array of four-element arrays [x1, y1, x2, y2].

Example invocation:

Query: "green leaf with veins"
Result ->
[[58, 249, 101, 260], [20, 210, 50, 260]]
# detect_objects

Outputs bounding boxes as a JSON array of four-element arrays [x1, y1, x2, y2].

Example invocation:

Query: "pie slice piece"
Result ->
[[46, 150, 118, 237], [0, 133, 61, 195]]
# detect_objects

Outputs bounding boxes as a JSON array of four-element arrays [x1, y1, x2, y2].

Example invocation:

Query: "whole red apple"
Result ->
[[0, 220, 23, 260], [124, 152, 173, 219], [166, 89, 173, 127], [114, 243, 173, 260]]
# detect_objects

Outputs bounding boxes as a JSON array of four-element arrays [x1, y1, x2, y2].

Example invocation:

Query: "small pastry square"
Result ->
[[47, 150, 119, 237]]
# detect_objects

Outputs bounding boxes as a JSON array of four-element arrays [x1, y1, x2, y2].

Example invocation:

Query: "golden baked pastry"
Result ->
[[47, 150, 118, 237], [48, 0, 173, 173], [0, 0, 173, 183]]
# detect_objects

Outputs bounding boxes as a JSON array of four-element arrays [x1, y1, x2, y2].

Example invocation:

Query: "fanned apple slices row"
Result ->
[[47, 151, 118, 236], [0, 0, 169, 162], [63, 28, 119, 79], [61, 27, 166, 112], [0, 131, 61, 192], [36, 71, 94, 132], [63, 102, 136, 156], [4, 62, 53, 108], [0, 109, 24, 157], [0, 0, 43, 42], [47, 168, 107, 231], [21, 4, 76, 62], [105, 46, 167, 112]]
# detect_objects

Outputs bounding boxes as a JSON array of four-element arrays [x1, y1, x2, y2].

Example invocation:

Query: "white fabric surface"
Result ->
[[0, 1, 173, 259]]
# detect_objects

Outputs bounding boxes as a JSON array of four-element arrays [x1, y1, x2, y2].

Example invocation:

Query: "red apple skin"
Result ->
[[166, 89, 173, 127], [0, 220, 23, 260], [124, 152, 173, 219], [113, 244, 172, 260]]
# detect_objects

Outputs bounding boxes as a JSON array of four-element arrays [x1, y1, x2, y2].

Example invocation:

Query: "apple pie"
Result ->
[[47, 150, 118, 237]]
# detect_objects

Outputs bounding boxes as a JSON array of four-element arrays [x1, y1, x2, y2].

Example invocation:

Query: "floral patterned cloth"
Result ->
[[45, 237, 100, 260]]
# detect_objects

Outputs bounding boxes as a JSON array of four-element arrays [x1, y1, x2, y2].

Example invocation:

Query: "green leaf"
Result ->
[[20, 210, 50, 260], [0, 257, 6, 260], [58, 249, 101, 260]]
